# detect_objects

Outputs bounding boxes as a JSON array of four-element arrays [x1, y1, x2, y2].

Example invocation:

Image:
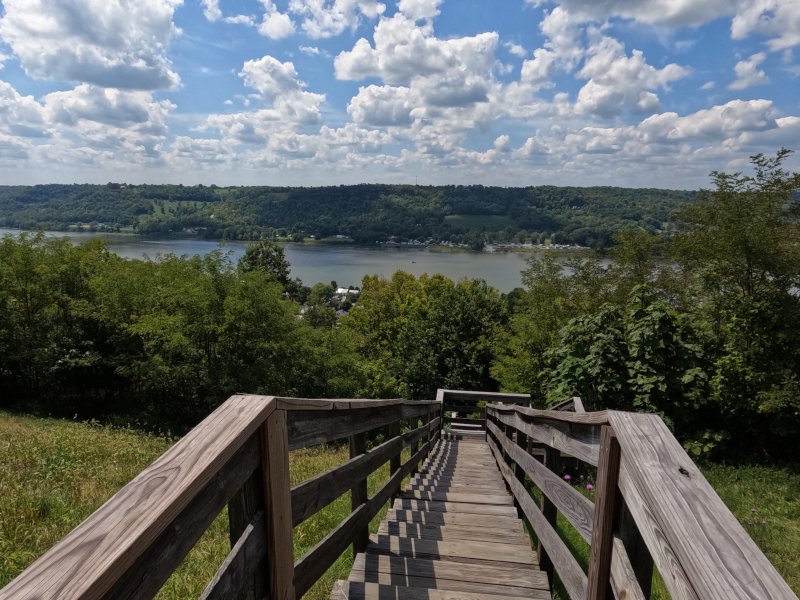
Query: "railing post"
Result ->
[[539, 445, 560, 583], [227, 470, 267, 600], [388, 421, 402, 501], [514, 417, 528, 519], [410, 417, 420, 475], [617, 498, 654, 599], [260, 409, 294, 600], [587, 425, 621, 600], [350, 431, 369, 556]]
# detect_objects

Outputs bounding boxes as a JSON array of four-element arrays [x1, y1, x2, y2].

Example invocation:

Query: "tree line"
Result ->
[[0, 151, 797, 461], [0, 182, 694, 249]]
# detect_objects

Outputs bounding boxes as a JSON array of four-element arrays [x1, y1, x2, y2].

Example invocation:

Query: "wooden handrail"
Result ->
[[0, 394, 444, 600], [484, 401, 798, 600]]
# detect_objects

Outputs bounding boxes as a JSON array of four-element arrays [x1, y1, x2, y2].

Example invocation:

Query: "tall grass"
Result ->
[[0, 413, 406, 599]]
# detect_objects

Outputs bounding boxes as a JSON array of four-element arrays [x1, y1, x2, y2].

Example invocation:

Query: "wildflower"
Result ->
[[563, 473, 571, 482], [586, 483, 594, 491], [760, 518, 767, 525], [751, 507, 758, 514]]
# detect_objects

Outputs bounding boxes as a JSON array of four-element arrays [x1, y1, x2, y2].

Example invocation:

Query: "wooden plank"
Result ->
[[402, 490, 513, 505], [487, 420, 594, 542], [351, 552, 548, 589], [368, 534, 537, 565], [392, 498, 518, 517], [491, 409, 600, 466], [105, 436, 262, 599], [609, 537, 649, 600], [386, 509, 522, 530], [378, 522, 528, 545], [0, 394, 276, 600], [286, 404, 401, 450], [226, 470, 267, 600], [291, 431, 403, 526], [489, 404, 609, 425], [487, 435, 587, 600], [275, 397, 439, 411], [615, 498, 653, 599], [586, 426, 621, 600], [348, 568, 549, 598], [610, 411, 798, 600], [331, 580, 537, 600], [439, 389, 530, 404], [350, 431, 368, 555], [262, 409, 294, 600], [200, 511, 266, 600]]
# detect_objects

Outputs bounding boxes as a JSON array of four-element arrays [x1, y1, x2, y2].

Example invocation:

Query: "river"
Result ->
[[0, 228, 569, 292]]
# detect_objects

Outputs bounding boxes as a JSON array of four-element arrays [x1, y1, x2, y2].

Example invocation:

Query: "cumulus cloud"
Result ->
[[288, 0, 386, 38], [575, 35, 688, 117], [0, 81, 49, 137], [397, 0, 443, 21], [731, 0, 800, 51], [505, 42, 527, 58], [729, 52, 770, 90], [0, 0, 182, 90], [335, 15, 497, 86], [348, 85, 413, 126], [44, 85, 174, 130], [528, 0, 737, 28], [202, 0, 223, 21], [259, 0, 295, 38]]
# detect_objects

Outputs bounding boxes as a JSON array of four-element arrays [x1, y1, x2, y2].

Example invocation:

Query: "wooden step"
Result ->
[[367, 534, 537, 565], [331, 580, 546, 600]]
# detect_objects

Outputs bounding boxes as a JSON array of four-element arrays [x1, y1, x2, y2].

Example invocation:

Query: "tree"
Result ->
[[238, 239, 291, 287]]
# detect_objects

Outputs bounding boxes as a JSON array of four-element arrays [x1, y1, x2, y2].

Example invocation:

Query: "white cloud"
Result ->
[[225, 15, 257, 25], [701, 81, 715, 90], [202, 0, 223, 21], [300, 45, 331, 58], [731, 0, 800, 51], [44, 85, 173, 130], [335, 15, 497, 86], [575, 35, 688, 117], [259, 0, 295, 39], [529, 0, 737, 28], [397, 0, 443, 21], [348, 84, 413, 125], [288, 0, 386, 38], [0, 0, 182, 90], [0, 81, 49, 137], [505, 42, 527, 58], [729, 52, 770, 90]]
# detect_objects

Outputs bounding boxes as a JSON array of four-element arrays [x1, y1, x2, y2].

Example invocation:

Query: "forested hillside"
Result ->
[[0, 183, 694, 249]]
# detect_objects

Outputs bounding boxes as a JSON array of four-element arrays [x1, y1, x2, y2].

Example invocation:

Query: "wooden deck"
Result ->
[[331, 437, 550, 599]]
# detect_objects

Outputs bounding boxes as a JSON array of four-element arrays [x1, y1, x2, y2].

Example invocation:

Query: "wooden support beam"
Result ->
[[350, 431, 369, 556], [261, 409, 295, 600], [587, 425, 621, 600]]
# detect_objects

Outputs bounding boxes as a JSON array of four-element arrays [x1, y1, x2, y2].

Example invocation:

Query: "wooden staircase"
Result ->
[[331, 437, 550, 599]]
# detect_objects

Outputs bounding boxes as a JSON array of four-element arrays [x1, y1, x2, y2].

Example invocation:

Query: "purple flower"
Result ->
[[586, 483, 594, 491], [751, 507, 758, 513], [563, 474, 571, 482]]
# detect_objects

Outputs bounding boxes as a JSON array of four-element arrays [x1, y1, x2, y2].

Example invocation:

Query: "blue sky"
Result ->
[[0, 0, 798, 188]]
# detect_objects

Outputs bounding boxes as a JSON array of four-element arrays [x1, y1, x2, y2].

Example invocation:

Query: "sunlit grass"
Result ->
[[0, 413, 416, 599]]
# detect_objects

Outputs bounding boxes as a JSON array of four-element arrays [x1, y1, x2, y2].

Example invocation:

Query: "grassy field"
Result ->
[[1, 412, 798, 598]]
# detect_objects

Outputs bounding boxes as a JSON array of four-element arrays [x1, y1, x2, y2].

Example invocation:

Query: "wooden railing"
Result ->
[[436, 388, 528, 434], [0, 395, 441, 600], [485, 402, 798, 600]]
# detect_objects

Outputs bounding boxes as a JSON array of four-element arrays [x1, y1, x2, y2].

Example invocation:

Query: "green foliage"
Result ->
[[345, 272, 505, 399], [0, 182, 695, 248], [238, 239, 291, 287], [498, 149, 800, 461], [0, 234, 362, 432]]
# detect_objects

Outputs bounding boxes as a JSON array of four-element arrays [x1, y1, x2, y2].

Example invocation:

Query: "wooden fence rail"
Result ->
[[0, 395, 442, 600], [485, 401, 798, 600]]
